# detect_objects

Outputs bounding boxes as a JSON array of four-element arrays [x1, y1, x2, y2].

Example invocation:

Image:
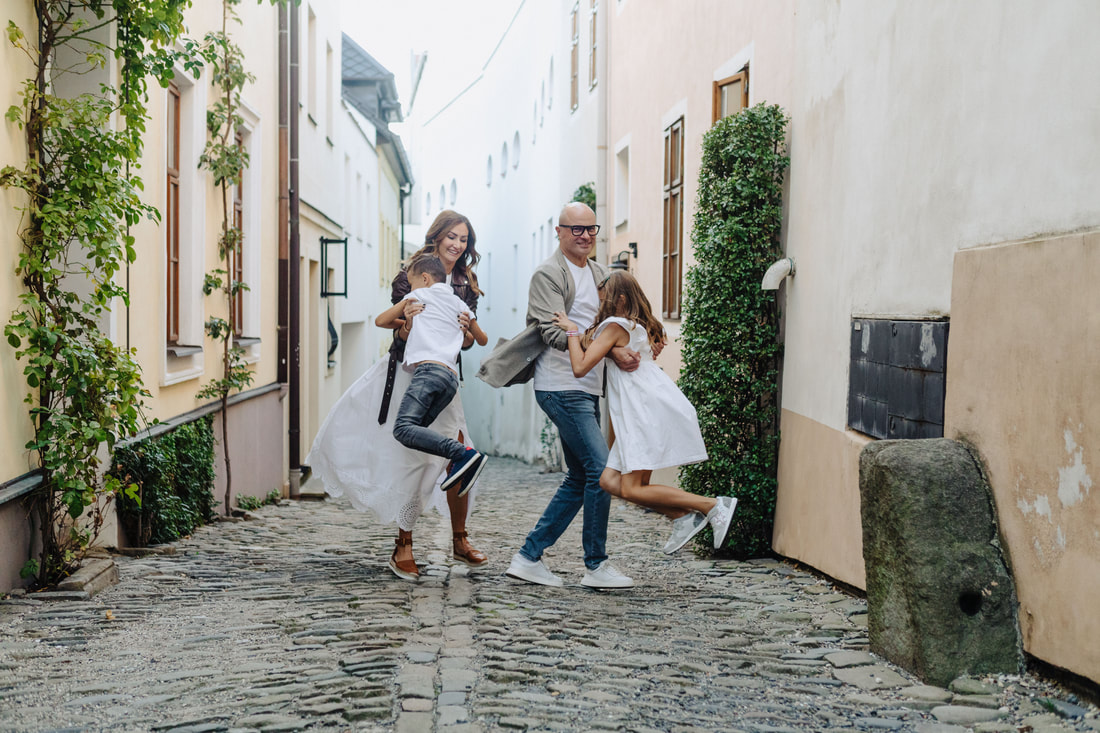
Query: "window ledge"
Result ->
[[234, 337, 261, 348], [166, 344, 203, 358]]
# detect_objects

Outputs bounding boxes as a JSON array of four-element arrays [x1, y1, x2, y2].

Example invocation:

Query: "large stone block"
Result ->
[[860, 438, 1022, 686]]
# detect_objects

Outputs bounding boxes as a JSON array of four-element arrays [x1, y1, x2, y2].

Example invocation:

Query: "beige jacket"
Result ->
[[477, 249, 609, 388]]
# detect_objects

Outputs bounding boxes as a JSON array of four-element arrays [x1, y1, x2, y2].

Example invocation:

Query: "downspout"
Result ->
[[277, 4, 289, 386], [595, 0, 609, 264], [288, 1, 302, 498]]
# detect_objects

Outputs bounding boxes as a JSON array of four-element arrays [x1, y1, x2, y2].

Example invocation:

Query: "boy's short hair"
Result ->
[[408, 256, 446, 284]]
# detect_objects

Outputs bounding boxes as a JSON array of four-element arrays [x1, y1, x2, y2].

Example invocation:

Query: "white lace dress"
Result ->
[[306, 356, 474, 530], [595, 317, 709, 473]]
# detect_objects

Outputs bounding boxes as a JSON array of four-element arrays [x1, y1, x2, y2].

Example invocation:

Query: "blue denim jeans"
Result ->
[[392, 363, 467, 461], [521, 390, 610, 570]]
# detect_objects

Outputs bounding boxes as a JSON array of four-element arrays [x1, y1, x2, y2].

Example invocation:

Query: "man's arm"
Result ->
[[526, 267, 569, 350]]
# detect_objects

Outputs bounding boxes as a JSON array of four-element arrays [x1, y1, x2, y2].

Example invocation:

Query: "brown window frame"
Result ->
[[587, 0, 598, 89], [713, 67, 750, 123], [570, 4, 579, 111], [166, 82, 181, 344], [232, 131, 244, 338], [662, 117, 684, 320]]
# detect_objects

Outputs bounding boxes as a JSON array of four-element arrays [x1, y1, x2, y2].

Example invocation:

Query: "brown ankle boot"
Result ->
[[389, 536, 419, 580], [452, 531, 488, 566]]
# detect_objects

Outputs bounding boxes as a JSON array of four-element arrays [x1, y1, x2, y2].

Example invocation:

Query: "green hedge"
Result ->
[[679, 103, 790, 558], [110, 416, 217, 546]]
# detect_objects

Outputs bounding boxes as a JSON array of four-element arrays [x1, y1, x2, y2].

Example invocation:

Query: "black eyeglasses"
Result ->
[[561, 224, 600, 237]]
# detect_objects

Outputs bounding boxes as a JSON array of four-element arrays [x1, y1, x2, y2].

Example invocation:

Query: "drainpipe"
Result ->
[[288, 1, 302, 499], [277, 4, 289, 386]]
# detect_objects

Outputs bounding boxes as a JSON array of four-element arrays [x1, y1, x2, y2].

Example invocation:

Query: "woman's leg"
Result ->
[[448, 431, 487, 564], [615, 471, 717, 515]]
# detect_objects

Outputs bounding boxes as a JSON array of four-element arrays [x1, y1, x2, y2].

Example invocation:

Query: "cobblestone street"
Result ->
[[0, 458, 1096, 732]]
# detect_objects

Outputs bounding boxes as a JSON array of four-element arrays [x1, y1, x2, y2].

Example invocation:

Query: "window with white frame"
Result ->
[[662, 117, 684, 319], [588, 0, 598, 89], [569, 4, 579, 111]]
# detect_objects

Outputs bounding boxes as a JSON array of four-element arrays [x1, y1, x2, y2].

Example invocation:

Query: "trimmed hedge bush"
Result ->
[[679, 103, 790, 558], [110, 416, 217, 546]]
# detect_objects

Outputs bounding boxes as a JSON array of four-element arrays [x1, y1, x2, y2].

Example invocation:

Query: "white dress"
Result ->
[[596, 317, 709, 473], [306, 356, 474, 529]]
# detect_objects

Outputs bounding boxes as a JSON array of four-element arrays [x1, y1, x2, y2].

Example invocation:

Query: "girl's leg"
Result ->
[[617, 471, 717, 515], [599, 468, 688, 519]]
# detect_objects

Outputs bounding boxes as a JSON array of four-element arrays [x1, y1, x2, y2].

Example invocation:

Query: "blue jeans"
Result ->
[[392, 363, 467, 461], [521, 390, 610, 570]]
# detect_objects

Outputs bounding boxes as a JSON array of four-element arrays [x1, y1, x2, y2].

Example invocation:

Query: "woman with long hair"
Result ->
[[308, 210, 489, 580]]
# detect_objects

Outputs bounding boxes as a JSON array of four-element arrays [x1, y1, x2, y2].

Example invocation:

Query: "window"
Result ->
[[307, 7, 317, 118], [439, 184, 446, 210], [486, 155, 493, 187], [232, 131, 244, 338], [449, 178, 457, 206], [325, 42, 335, 138], [500, 141, 508, 177], [588, 0, 598, 89], [512, 131, 521, 168], [713, 67, 749, 122], [569, 4, 579, 111], [662, 117, 684, 319], [614, 141, 629, 227], [548, 58, 554, 109], [166, 82, 181, 344], [425, 192, 432, 215]]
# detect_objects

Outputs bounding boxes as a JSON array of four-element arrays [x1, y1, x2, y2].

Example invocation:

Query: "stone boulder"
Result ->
[[859, 438, 1022, 686]]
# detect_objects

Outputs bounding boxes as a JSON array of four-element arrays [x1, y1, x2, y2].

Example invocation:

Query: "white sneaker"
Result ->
[[581, 561, 634, 589], [505, 553, 563, 587], [707, 496, 738, 549], [663, 511, 708, 554]]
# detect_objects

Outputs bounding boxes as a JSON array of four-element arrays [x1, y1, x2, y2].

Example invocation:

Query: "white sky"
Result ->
[[339, 0, 523, 120]]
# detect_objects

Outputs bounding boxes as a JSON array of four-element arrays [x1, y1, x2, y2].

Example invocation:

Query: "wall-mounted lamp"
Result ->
[[609, 241, 639, 271], [761, 257, 795, 291], [320, 236, 349, 297]]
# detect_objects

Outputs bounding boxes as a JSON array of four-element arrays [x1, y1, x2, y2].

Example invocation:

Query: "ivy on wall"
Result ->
[[1, 1, 196, 585], [678, 103, 790, 558]]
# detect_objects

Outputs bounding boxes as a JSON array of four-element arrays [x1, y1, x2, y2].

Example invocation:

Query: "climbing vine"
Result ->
[[195, 0, 256, 513], [1, 1, 196, 586], [678, 103, 790, 558]]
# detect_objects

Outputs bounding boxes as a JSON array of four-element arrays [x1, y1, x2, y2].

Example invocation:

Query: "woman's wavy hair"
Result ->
[[590, 270, 666, 349], [406, 209, 483, 295]]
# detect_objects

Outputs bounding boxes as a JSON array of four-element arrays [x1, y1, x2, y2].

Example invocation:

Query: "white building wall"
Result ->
[[405, 0, 599, 461]]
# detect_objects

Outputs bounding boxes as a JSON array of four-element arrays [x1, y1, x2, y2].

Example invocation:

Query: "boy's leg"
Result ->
[[392, 365, 466, 461]]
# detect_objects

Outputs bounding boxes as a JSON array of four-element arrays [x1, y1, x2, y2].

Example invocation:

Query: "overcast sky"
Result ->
[[339, 0, 523, 120]]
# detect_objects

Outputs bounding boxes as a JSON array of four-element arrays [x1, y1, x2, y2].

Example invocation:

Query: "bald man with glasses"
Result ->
[[478, 201, 642, 588]]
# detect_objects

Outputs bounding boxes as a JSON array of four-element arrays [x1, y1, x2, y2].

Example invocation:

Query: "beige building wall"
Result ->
[[946, 231, 1100, 684], [605, 0, 1100, 682], [0, 1, 40, 590]]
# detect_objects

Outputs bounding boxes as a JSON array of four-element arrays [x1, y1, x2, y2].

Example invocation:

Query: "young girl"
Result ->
[[552, 270, 736, 555]]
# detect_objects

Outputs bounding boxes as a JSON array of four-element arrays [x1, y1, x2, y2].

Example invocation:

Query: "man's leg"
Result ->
[[518, 391, 588, 562], [520, 391, 609, 570], [392, 365, 466, 461]]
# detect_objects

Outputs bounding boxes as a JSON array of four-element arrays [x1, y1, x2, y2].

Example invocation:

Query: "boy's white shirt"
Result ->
[[402, 282, 470, 373]]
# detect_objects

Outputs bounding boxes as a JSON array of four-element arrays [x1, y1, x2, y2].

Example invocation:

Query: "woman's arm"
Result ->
[[552, 312, 627, 378]]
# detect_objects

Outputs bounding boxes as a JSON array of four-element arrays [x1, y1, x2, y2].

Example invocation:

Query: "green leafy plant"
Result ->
[[678, 103, 790, 558], [236, 488, 280, 512], [571, 181, 596, 211], [195, 0, 257, 513], [110, 417, 217, 546], [2, 1, 195, 586]]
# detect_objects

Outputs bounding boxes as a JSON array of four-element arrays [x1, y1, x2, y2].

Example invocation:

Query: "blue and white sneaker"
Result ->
[[441, 448, 487, 496]]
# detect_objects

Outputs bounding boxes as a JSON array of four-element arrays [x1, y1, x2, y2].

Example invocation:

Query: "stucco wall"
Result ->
[[946, 231, 1100, 683]]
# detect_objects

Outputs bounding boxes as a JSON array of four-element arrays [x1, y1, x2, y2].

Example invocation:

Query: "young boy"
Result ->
[[375, 256, 489, 496]]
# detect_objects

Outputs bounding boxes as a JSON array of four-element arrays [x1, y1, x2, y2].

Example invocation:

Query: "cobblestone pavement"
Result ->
[[1, 458, 1097, 733]]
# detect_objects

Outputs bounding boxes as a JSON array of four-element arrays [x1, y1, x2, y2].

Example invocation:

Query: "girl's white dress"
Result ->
[[306, 357, 474, 529], [596, 317, 709, 473]]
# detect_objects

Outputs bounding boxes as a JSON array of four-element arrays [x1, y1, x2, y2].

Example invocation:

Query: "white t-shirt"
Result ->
[[533, 258, 604, 395], [402, 282, 470, 374]]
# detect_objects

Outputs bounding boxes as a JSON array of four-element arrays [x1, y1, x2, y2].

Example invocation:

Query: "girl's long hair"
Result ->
[[590, 270, 666, 349], [406, 209, 483, 295]]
